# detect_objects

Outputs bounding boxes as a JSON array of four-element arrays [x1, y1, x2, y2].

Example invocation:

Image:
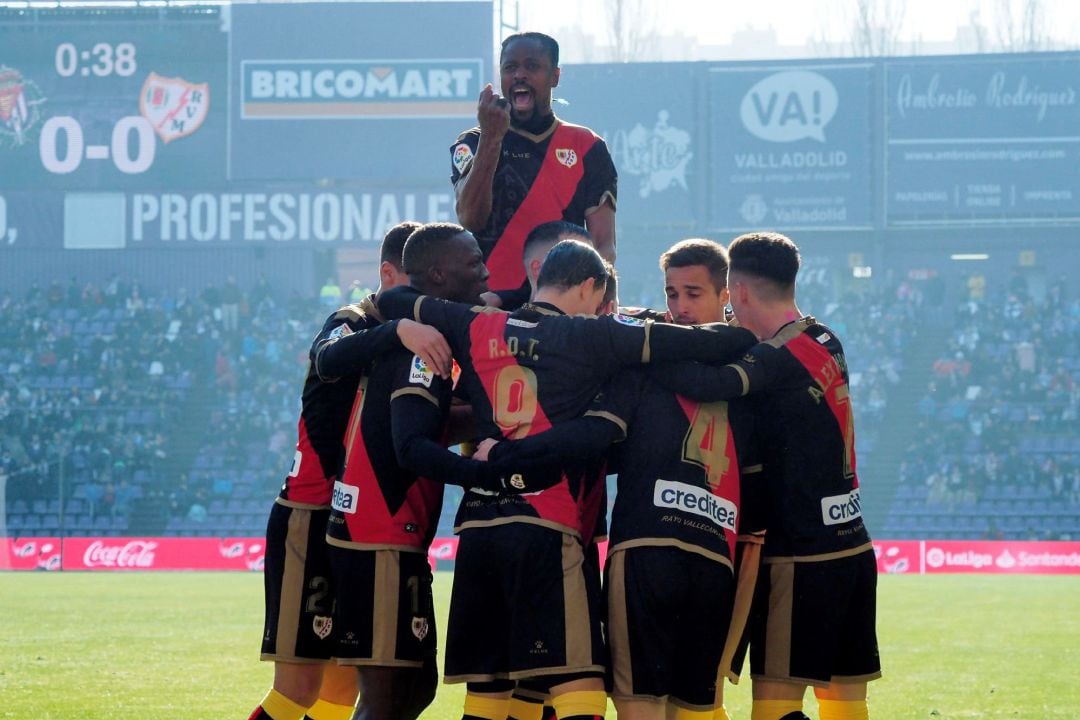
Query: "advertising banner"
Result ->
[[708, 63, 876, 231], [62, 536, 265, 571], [558, 63, 698, 227], [6, 537, 1077, 574], [885, 56, 1080, 224], [0, 536, 62, 571], [228, 2, 492, 183]]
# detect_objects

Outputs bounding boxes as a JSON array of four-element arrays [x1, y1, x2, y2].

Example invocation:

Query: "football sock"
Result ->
[[750, 699, 804, 720], [673, 707, 713, 720], [249, 689, 307, 720], [508, 693, 545, 720], [551, 689, 608, 720], [817, 698, 869, 720], [713, 705, 732, 720], [462, 693, 511, 720], [305, 699, 354, 720]]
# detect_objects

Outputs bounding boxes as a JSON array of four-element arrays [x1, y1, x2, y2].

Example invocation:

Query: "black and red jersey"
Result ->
[[279, 296, 402, 507], [651, 317, 871, 558], [326, 346, 449, 553], [450, 118, 617, 292], [377, 288, 756, 536], [597, 369, 762, 567]]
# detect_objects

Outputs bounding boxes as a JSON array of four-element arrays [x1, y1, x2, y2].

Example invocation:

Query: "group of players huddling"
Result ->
[[247, 31, 879, 720]]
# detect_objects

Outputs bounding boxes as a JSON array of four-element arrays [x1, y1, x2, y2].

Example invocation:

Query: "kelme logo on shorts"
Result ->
[[242, 60, 482, 119]]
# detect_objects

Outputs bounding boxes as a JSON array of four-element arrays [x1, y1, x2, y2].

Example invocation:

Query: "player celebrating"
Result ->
[[653, 232, 881, 720], [377, 238, 756, 720], [326, 223, 557, 720], [452, 31, 617, 298], [250, 221, 451, 720]]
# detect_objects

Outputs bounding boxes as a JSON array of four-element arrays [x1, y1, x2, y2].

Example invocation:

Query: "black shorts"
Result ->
[[260, 501, 336, 662], [445, 523, 605, 683], [606, 545, 734, 709], [328, 545, 437, 667], [749, 546, 881, 686]]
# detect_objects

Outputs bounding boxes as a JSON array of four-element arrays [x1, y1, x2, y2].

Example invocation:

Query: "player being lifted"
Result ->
[[452, 31, 617, 302], [377, 236, 756, 720]]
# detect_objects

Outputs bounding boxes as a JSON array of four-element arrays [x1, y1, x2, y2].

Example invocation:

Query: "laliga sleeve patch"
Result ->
[[328, 323, 353, 340], [612, 313, 647, 327], [452, 143, 474, 173], [409, 355, 434, 387]]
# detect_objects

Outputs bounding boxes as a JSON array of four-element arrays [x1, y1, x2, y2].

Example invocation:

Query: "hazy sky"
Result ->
[[517, 0, 1080, 53]]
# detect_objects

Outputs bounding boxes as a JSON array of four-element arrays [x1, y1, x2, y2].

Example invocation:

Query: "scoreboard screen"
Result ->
[[0, 3, 493, 248], [1, 7, 226, 191]]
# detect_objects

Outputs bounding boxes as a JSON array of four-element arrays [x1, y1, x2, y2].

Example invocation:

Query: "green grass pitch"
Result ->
[[0, 572, 1076, 719]]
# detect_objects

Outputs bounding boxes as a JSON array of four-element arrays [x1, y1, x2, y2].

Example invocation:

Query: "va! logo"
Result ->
[[139, 73, 210, 144], [740, 71, 838, 143], [0, 67, 46, 148]]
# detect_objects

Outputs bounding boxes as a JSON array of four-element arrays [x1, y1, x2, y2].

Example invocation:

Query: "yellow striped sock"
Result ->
[[551, 690, 608, 719], [463, 693, 511, 720], [306, 698, 354, 720], [260, 689, 308, 720]]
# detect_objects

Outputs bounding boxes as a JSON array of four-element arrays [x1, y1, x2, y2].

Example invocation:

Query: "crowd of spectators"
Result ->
[[894, 273, 1078, 540]]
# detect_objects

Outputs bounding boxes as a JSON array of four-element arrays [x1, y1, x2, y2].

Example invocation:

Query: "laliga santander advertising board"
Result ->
[[872, 540, 1080, 575]]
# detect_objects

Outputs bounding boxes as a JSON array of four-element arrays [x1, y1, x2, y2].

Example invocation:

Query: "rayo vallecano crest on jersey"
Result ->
[[139, 73, 210, 143]]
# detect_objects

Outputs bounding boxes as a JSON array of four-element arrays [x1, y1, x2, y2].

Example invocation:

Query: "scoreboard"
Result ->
[[2, 8, 225, 191], [0, 3, 493, 249]]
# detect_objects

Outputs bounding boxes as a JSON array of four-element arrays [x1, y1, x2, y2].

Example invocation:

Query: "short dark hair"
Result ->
[[524, 221, 589, 261], [727, 232, 801, 296], [380, 221, 422, 267], [501, 32, 559, 67], [402, 222, 468, 276], [659, 238, 730, 291], [536, 239, 608, 292]]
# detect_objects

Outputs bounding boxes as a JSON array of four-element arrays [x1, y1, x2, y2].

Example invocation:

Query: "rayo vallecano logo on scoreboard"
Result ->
[[242, 59, 482, 119], [140, 73, 210, 144]]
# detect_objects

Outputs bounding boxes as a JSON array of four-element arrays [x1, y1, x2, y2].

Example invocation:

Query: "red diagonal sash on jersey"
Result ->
[[785, 333, 860, 487], [468, 312, 581, 532], [485, 124, 598, 290], [676, 395, 740, 558]]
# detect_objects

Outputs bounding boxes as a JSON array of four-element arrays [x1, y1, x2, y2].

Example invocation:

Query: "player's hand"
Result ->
[[480, 291, 503, 308], [478, 83, 510, 139], [473, 437, 499, 461], [397, 320, 452, 379]]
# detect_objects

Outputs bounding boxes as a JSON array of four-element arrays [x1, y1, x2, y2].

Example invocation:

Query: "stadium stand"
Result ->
[[2, 268, 1076, 541]]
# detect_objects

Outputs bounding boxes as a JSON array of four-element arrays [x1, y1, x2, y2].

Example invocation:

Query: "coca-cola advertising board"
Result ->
[[63, 537, 265, 571]]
